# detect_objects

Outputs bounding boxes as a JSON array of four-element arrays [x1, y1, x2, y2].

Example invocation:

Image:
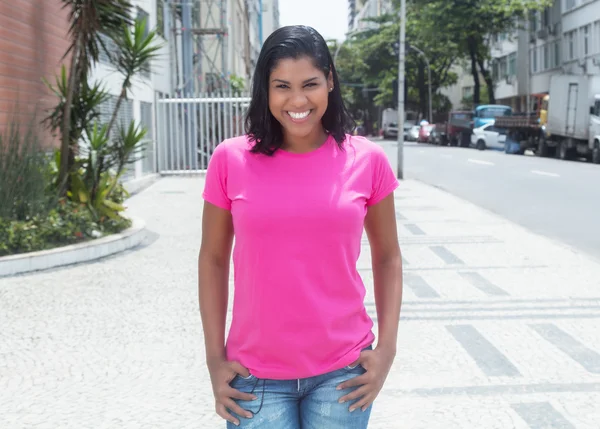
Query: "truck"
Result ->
[[496, 75, 600, 163], [380, 108, 418, 139], [436, 110, 473, 146]]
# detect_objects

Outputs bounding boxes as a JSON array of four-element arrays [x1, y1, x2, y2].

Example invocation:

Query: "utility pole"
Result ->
[[397, 0, 405, 179]]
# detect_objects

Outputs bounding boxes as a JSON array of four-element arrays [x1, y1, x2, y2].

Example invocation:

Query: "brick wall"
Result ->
[[0, 0, 70, 147]]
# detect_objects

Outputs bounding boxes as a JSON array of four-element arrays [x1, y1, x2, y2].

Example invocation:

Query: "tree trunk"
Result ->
[[476, 51, 496, 104], [58, 40, 82, 196], [467, 36, 480, 106]]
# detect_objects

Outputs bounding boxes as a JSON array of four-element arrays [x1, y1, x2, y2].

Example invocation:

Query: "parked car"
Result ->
[[418, 124, 434, 143], [406, 125, 420, 141], [428, 125, 444, 145], [470, 122, 507, 150], [383, 122, 398, 139]]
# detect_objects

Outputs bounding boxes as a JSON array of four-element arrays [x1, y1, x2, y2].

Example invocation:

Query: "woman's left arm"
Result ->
[[365, 192, 403, 356], [337, 192, 403, 411]]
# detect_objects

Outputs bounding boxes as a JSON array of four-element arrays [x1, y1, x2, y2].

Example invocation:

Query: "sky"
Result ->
[[279, 0, 349, 42]]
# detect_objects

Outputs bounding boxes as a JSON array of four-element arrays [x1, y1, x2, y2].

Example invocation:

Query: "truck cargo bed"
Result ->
[[495, 113, 540, 129]]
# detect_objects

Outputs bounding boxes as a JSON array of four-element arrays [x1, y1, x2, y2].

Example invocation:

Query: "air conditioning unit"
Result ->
[[593, 56, 600, 66], [548, 24, 558, 36]]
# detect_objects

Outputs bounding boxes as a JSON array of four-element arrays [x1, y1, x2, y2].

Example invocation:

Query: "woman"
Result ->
[[199, 25, 403, 428]]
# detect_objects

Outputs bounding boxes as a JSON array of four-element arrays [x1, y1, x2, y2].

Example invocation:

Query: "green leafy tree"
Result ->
[[333, 7, 460, 121], [56, 0, 133, 195], [416, 0, 552, 105]]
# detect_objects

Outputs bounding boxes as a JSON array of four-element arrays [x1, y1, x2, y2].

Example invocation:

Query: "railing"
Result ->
[[155, 93, 251, 173]]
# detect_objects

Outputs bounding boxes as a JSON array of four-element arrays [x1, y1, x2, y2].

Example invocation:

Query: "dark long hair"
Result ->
[[245, 25, 356, 155]]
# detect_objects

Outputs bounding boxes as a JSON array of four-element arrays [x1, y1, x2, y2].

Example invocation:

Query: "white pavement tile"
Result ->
[[1, 177, 600, 428]]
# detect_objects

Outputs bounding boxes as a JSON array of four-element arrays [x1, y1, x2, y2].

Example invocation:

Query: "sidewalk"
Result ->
[[1, 176, 599, 428]]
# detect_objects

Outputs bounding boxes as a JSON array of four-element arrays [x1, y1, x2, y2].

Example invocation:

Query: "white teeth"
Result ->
[[288, 111, 310, 120]]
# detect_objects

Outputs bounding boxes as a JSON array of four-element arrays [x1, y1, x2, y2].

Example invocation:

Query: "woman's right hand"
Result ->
[[208, 358, 257, 426]]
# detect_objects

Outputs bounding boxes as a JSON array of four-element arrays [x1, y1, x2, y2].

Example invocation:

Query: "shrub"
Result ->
[[0, 116, 57, 221], [0, 199, 131, 257]]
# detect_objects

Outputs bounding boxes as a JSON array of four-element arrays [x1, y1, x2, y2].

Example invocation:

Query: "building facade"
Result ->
[[0, 0, 70, 141], [443, 0, 600, 112], [349, 0, 392, 32], [261, 0, 280, 41]]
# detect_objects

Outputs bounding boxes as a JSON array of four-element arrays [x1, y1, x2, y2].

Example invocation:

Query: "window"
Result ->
[[592, 21, 600, 53], [529, 11, 537, 32], [462, 86, 473, 100], [156, 0, 165, 37], [565, 0, 576, 11], [508, 53, 516, 76], [98, 33, 119, 65], [542, 8, 550, 27], [566, 31, 575, 60], [499, 56, 507, 77], [554, 41, 561, 67], [137, 8, 151, 78], [492, 60, 499, 81], [582, 25, 590, 56], [544, 44, 549, 69], [531, 47, 538, 73], [140, 102, 155, 174]]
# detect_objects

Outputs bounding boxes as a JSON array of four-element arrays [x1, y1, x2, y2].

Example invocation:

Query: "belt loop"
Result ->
[[297, 379, 300, 392]]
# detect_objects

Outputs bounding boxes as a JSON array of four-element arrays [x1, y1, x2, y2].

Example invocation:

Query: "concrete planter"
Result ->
[[0, 216, 146, 277]]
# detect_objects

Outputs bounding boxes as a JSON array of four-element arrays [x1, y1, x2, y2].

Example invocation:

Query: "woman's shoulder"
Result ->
[[343, 134, 387, 156], [214, 134, 253, 153]]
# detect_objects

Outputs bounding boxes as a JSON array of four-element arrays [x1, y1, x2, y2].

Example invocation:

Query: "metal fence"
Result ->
[[155, 93, 251, 173]]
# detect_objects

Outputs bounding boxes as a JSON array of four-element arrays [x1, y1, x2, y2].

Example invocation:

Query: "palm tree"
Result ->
[[57, 0, 133, 195]]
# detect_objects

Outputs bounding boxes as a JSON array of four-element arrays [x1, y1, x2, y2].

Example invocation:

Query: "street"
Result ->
[[397, 140, 600, 262]]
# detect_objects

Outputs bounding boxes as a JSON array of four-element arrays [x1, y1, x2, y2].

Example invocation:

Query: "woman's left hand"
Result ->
[[336, 346, 396, 412]]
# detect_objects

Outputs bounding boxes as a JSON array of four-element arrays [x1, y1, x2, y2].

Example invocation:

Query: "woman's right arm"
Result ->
[[198, 202, 255, 425], [198, 201, 233, 364]]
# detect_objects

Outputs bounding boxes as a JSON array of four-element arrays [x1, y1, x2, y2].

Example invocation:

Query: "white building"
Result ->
[[443, 0, 600, 112], [349, 0, 392, 32], [261, 0, 280, 40]]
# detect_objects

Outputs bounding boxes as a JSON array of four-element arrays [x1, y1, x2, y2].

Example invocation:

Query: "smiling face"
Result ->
[[268, 56, 334, 145]]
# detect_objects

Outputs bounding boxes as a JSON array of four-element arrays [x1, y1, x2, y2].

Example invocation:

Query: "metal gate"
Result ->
[[155, 93, 251, 173]]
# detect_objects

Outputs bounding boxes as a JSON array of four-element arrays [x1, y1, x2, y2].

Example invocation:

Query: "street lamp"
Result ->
[[409, 44, 433, 124], [397, 0, 405, 179]]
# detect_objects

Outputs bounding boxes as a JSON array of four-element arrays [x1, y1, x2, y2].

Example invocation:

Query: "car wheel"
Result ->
[[558, 140, 570, 160], [537, 137, 548, 157], [476, 139, 486, 151]]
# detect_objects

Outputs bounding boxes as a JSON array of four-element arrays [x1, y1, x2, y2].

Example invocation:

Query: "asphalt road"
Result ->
[[394, 140, 600, 261]]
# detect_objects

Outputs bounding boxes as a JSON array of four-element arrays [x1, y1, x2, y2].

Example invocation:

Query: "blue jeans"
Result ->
[[226, 357, 373, 428]]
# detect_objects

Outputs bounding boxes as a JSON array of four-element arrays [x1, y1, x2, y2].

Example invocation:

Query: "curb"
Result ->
[[0, 216, 147, 278]]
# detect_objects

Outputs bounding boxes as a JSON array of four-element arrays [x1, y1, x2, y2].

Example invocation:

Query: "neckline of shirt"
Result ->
[[274, 134, 334, 159]]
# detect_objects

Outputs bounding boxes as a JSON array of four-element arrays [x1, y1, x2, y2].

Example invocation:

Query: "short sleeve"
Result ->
[[202, 142, 232, 210], [366, 144, 400, 206]]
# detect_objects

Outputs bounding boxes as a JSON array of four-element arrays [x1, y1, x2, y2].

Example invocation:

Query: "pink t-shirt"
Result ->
[[202, 133, 399, 380]]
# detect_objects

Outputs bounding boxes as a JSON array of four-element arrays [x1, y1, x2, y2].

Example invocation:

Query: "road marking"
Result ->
[[532, 170, 560, 177], [446, 325, 521, 377], [468, 158, 494, 166], [530, 324, 600, 373], [404, 274, 440, 298], [511, 402, 576, 429]]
